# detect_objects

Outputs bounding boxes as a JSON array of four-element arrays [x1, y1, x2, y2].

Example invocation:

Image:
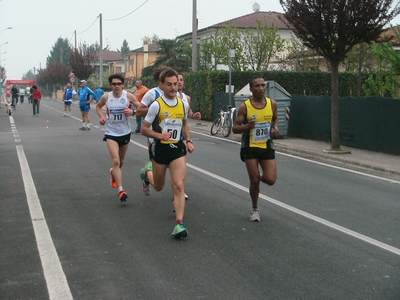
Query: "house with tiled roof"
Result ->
[[122, 42, 160, 83], [178, 11, 295, 70], [92, 50, 125, 76], [179, 11, 292, 40]]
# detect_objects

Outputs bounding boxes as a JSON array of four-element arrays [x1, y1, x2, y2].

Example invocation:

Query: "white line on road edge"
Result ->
[[191, 131, 400, 184], [39, 105, 400, 255], [131, 139, 400, 256], [16, 145, 73, 300], [187, 163, 400, 257]]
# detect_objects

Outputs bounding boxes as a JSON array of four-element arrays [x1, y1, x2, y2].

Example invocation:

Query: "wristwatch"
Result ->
[[186, 139, 193, 144]]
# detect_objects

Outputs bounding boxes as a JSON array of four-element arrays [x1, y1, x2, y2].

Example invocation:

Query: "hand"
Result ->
[[247, 120, 256, 130], [99, 118, 106, 125], [186, 141, 195, 153], [192, 112, 201, 120], [123, 107, 133, 116], [160, 131, 172, 141], [271, 127, 279, 138]]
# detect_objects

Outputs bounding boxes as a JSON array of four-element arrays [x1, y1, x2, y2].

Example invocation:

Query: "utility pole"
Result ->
[[191, 0, 197, 72], [99, 13, 104, 87], [74, 30, 77, 50]]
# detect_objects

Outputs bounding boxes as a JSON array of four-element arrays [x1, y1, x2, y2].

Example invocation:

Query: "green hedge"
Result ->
[[141, 70, 369, 120]]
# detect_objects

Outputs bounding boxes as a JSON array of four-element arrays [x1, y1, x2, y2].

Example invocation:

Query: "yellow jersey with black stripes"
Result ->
[[153, 96, 185, 144], [241, 97, 274, 149]]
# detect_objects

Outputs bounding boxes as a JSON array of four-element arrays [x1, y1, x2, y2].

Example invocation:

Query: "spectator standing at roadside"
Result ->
[[232, 76, 279, 222], [63, 83, 76, 117], [94, 86, 104, 103], [32, 85, 42, 116], [11, 85, 18, 107], [133, 80, 148, 133], [19, 87, 26, 104], [78, 80, 94, 131]]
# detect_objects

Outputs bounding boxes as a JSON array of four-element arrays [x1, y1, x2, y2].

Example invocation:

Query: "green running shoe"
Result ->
[[172, 222, 188, 238], [140, 162, 153, 181]]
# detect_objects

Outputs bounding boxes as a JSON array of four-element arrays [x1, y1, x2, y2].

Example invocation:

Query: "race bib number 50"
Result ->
[[163, 118, 182, 142]]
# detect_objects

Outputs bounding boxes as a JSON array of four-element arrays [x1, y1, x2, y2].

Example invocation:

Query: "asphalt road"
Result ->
[[1, 99, 399, 300]]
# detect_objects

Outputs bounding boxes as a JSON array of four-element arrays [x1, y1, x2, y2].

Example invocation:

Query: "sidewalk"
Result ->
[[187, 118, 400, 180]]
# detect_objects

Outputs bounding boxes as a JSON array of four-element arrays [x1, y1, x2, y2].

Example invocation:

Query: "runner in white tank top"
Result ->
[[105, 90, 132, 137], [96, 74, 141, 203]]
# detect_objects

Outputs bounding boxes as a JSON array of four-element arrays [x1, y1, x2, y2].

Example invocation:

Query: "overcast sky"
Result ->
[[1, 0, 399, 80]]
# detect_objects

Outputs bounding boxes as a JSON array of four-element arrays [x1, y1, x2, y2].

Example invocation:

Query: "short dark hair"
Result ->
[[153, 65, 169, 83], [108, 73, 125, 84], [159, 68, 179, 83], [249, 76, 265, 88], [32, 85, 38, 89]]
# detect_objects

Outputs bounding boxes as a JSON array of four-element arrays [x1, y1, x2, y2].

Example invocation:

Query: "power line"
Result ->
[[77, 16, 99, 35], [68, 31, 75, 45], [103, 0, 149, 21]]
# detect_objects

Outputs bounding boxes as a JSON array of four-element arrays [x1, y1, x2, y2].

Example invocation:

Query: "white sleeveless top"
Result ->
[[105, 90, 132, 137], [177, 91, 189, 105]]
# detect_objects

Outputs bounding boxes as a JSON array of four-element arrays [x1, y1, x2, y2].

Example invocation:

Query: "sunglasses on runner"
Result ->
[[111, 82, 123, 86]]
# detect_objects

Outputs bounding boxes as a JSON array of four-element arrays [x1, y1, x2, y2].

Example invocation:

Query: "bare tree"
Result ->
[[280, 0, 400, 150], [69, 43, 96, 81]]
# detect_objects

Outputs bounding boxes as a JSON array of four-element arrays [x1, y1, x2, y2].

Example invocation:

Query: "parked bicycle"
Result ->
[[210, 103, 234, 137]]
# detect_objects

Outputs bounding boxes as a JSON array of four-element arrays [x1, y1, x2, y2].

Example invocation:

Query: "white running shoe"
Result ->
[[249, 210, 260, 222]]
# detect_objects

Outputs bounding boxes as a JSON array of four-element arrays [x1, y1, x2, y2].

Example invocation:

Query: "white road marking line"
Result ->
[[191, 131, 400, 184], [39, 105, 400, 256], [131, 138, 400, 256], [190, 162, 400, 256], [16, 145, 73, 299]]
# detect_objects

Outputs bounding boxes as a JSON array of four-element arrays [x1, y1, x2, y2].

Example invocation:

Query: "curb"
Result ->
[[274, 143, 400, 178], [190, 122, 400, 179]]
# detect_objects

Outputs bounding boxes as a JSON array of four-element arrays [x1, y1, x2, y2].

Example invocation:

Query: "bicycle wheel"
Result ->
[[222, 115, 231, 137], [210, 117, 221, 135]]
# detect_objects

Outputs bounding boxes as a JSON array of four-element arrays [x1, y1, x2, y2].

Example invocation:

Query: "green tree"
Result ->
[[120, 39, 130, 54], [153, 39, 191, 73], [199, 20, 285, 71], [242, 19, 285, 71], [22, 69, 35, 80], [343, 43, 376, 96], [284, 38, 323, 71], [280, 0, 400, 150], [142, 34, 160, 44], [47, 37, 71, 67], [372, 27, 400, 74], [89, 42, 101, 53], [0, 66, 6, 86]]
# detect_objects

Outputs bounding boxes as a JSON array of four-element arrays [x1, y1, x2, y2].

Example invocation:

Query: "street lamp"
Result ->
[[228, 49, 235, 106], [0, 43, 8, 64], [0, 27, 13, 34], [191, 0, 197, 72]]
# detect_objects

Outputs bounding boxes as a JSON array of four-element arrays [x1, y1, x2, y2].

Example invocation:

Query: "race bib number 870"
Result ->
[[252, 122, 271, 142]]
